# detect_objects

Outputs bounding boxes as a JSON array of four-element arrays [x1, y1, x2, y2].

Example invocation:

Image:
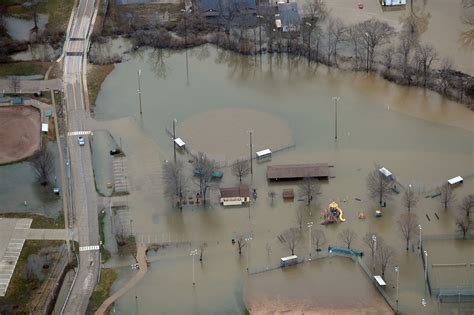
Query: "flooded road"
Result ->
[[4, 14, 48, 41], [94, 45, 473, 314]]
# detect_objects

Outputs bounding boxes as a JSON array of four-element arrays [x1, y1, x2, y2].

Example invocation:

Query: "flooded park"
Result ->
[[92, 42, 473, 314]]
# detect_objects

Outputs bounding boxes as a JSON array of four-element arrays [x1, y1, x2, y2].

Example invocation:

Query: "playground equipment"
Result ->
[[321, 201, 346, 225]]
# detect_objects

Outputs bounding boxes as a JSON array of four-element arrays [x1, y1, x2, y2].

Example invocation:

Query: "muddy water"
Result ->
[[95, 46, 473, 314], [4, 14, 48, 41], [322, 0, 474, 75]]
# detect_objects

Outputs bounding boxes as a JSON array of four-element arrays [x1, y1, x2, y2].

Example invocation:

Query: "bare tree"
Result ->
[[414, 44, 437, 86], [460, 0, 474, 49], [440, 183, 456, 210], [312, 229, 326, 252], [438, 57, 453, 94], [398, 213, 419, 251], [279, 227, 301, 255], [302, 0, 328, 61], [31, 145, 55, 186], [363, 232, 378, 271], [382, 46, 395, 73], [329, 17, 346, 66], [338, 229, 357, 249], [236, 235, 246, 256], [366, 167, 393, 206], [298, 177, 320, 209], [455, 216, 472, 239], [192, 152, 218, 205], [357, 18, 395, 71], [295, 206, 305, 230], [231, 159, 250, 182], [460, 194, 473, 218], [162, 160, 187, 210], [376, 241, 396, 278], [403, 187, 418, 213], [10, 77, 20, 93], [199, 242, 207, 261]]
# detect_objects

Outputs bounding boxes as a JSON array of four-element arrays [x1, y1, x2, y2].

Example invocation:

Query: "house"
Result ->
[[219, 185, 251, 206], [197, 0, 256, 25], [198, 0, 221, 18], [276, 1, 300, 32]]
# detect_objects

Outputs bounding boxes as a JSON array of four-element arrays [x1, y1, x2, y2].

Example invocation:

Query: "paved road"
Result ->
[[0, 78, 62, 94], [62, 0, 100, 313]]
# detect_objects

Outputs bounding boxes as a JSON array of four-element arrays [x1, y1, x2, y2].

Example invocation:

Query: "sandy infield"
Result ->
[[176, 108, 294, 162], [0, 106, 41, 164]]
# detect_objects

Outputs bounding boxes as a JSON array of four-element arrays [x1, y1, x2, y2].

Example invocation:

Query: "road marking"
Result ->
[[79, 245, 100, 252], [68, 130, 92, 136]]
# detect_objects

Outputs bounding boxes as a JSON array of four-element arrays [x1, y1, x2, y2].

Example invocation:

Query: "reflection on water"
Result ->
[[4, 14, 48, 41], [95, 45, 473, 314]]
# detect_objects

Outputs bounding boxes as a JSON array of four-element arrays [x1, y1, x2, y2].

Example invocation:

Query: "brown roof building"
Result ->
[[266, 163, 329, 180], [219, 185, 251, 206]]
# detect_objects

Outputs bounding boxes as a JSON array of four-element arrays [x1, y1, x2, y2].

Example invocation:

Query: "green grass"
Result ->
[[0, 212, 65, 229], [86, 268, 117, 314], [0, 61, 51, 77], [118, 235, 137, 257], [0, 240, 65, 312], [87, 63, 115, 110], [99, 211, 111, 263]]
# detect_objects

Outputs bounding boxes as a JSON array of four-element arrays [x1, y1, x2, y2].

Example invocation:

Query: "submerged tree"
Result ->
[[366, 166, 393, 206], [398, 213, 419, 251], [376, 241, 396, 278], [31, 145, 55, 186], [298, 177, 321, 209], [455, 216, 472, 239], [192, 152, 218, 205], [439, 183, 456, 210], [231, 159, 250, 182], [363, 232, 379, 272], [403, 186, 418, 213], [279, 227, 301, 255], [338, 229, 357, 249], [162, 160, 187, 210], [236, 235, 246, 256], [460, 194, 474, 218], [312, 229, 326, 252]]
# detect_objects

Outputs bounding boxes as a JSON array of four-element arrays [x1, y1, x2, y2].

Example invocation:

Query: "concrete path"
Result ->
[[0, 78, 62, 93], [26, 228, 71, 240], [95, 243, 148, 315]]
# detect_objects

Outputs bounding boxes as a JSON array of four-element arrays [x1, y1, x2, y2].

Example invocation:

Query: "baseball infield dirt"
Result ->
[[0, 106, 41, 165]]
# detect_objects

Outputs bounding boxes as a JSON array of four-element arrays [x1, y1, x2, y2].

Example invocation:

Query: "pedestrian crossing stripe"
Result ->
[[68, 130, 92, 136], [79, 245, 100, 252]]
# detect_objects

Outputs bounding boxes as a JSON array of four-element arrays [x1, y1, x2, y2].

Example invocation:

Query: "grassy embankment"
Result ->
[[0, 212, 65, 229], [86, 268, 117, 314], [0, 61, 51, 77], [87, 63, 115, 111], [0, 240, 65, 313], [99, 211, 111, 263]]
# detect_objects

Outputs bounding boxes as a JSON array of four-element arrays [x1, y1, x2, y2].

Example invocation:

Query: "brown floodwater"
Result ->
[[94, 45, 473, 314]]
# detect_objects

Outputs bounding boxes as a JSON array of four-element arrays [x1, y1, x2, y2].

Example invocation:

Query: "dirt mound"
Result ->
[[0, 106, 41, 164]]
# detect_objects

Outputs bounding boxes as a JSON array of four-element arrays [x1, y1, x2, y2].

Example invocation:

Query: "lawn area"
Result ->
[[86, 268, 117, 314], [0, 61, 51, 77], [0, 212, 65, 229], [99, 211, 111, 263], [4, 0, 75, 34], [0, 240, 65, 313], [87, 63, 115, 111]]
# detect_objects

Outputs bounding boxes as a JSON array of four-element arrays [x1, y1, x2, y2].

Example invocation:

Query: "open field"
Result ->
[[0, 61, 51, 77], [0, 105, 41, 164]]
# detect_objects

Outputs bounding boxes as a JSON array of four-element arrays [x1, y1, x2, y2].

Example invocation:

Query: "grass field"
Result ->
[[87, 63, 115, 110], [0, 240, 65, 313], [0, 61, 51, 76], [86, 268, 118, 314], [0, 212, 65, 229]]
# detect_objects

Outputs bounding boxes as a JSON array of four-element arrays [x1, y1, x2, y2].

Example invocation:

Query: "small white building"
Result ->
[[256, 149, 272, 160], [280, 255, 298, 267], [379, 167, 393, 179], [380, 0, 406, 6], [41, 123, 49, 134], [447, 176, 463, 186], [174, 137, 185, 149]]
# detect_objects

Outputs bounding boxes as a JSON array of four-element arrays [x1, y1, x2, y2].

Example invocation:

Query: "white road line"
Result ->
[[79, 245, 100, 252], [68, 130, 92, 136]]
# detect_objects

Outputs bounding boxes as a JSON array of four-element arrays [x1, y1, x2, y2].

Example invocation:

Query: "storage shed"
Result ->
[[448, 176, 463, 185], [174, 137, 185, 149], [219, 185, 251, 206]]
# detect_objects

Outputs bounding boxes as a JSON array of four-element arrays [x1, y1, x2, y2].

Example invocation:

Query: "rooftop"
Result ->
[[266, 163, 329, 180], [220, 185, 251, 198]]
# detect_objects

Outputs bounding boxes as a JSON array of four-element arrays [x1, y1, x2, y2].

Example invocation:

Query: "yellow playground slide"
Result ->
[[329, 202, 346, 222]]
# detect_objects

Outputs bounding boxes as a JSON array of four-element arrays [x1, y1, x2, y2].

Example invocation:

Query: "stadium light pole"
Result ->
[[190, 249, 198, 285], [332, 96, 340, 141], [307, 222, 313, 260]]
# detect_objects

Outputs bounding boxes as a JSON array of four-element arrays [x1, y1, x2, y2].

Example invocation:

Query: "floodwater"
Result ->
[[4, 14, 48, 42], [0, 141, 61, 217], [11, 44, 60, 62], [94, 45, 473, 314], [321, 0, 474, 75]]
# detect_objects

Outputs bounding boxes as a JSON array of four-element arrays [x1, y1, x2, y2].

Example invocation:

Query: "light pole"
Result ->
[[245, 235, 252, 271], [181, 8, 189, 84], [421, 298, 427, 314], [173, 118, 177, 163], [307, 222, 313, 260], [365, 32, 369, 73], [332, 96, 340, 141], [372, 234, 377, 272], [395, 265, 399, 313], [305, 22, 312, 62], [137, 69, 142, 116], [130, 219, 133, 236], [190, 249, 198, 285], [424, 250, 428, 282], [248, 130, 253, 175], [418, 224, 422, 252]]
